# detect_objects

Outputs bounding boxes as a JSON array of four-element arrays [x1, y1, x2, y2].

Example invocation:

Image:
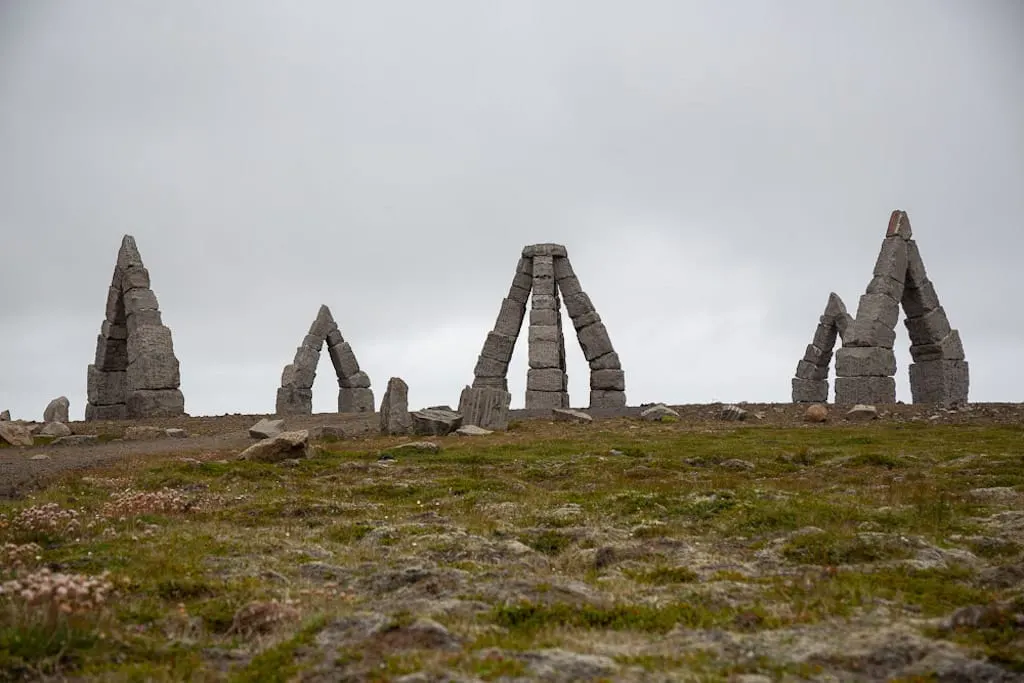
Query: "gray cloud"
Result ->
[[1, 1, 1021, 419]]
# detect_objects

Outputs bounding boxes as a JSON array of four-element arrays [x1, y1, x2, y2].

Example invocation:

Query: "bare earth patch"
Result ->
[[1, 405, 1023, 681]]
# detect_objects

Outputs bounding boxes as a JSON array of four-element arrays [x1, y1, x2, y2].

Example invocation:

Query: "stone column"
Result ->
[[525, 248, 569, 409], [792, 293, 851, 402], [471, 257, 531, 392]]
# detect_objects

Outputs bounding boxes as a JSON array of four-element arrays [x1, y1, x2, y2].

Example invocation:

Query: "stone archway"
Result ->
[[275, 305, 374, 415]]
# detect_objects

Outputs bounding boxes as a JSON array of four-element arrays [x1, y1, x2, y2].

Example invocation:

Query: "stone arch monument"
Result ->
[[85, 235, 185, 420], [792, 210, 968, 405], [275, 305, 374, 415], [472, 243, 626, 409]]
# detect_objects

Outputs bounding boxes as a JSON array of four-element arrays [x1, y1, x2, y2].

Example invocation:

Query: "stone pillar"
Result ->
[[458, 385, 512, 430], [380, 377, 412, 435], [525, 249, 569, 409], [472, 257, 531, 392], [86, 235, 184, 420], [792, 293, 852, 402]]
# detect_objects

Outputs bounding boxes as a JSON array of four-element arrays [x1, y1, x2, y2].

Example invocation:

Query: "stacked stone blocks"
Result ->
[[472, 243, 625, 409], [276, 305, 374, 415], [86, 235, 184, 420]]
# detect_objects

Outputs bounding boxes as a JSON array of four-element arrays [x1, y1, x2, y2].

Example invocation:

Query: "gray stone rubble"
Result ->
[[85, 235, 185, 420], [276, 305, 374, 415], [471, 244, 625, 409], [795, 211, 968, 406]]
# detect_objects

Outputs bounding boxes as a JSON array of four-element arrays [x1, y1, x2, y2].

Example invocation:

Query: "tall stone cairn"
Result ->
[[276, 305, 374, 415], [472, 243, 625, 409], [85, 235, 184, 420], [835, 210, 968, 405], [792, 293, 853, 402]]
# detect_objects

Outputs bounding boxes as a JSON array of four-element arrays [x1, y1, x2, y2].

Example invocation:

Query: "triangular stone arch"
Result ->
[[85, 235, 184, 420], [792, 210, 968, 405], [791, 293, 853, 402], [472, 243, 626, 410], [275, 305, 374, 415]]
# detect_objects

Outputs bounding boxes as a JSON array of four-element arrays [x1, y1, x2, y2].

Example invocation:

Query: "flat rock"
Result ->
[[165, 428, 189, 438], [0, 422, 34, 447], [552, 408, 592, 423], [238, 430, 309, 463], [639, 404, 679, 421], [29, 453, 51, 461], [720, 458, 755, 471], [50, 435, 100, 447], [720, 404, 749, 421], [804, 404, 829, 423], [39, 422, 72, 438], [249, 418, 285, 440], [846, 404, 879, 421], [455, 425, 493, 436], [411, 409, 463, 436], [384, 441, 441, 455], [124, 425, 166, 440]]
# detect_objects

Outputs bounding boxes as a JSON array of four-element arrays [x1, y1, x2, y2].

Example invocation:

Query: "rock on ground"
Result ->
[[238, 430, 309, 463]]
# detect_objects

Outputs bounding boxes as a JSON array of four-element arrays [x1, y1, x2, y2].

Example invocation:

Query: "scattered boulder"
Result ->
[[380, 377, 413, 436], [238, 430, 309, 463], [308, 425, 346, 440], [455, 425, 493, 436], [640, 404, 679, 422], [249, 418, 285, 440], [552, 408, 592, 424], [0, 422, 34, 447], [43, 396, 70, 424], [720, 404, 749, 421], [384, 441, 440, 455], [50, 435, 99, 447], [846, 404, 879, 421], [0, 410, 9, 421], [124, 425, 166, 440], [39, 422, 72, 438], [165, 428, 189, 438], [804, 404, 829, 423], [411, 409, 462, 436]]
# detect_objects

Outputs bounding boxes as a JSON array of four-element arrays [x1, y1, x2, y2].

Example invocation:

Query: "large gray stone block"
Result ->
[[557, 275, 583, 297], [326, 327, 345, 347], [43, 396, 70, 423], [589, 389, 626, 409], [843, 319, 896, 349], [117, 235, 145, 269], [553, 256, 575, 281], [473, 355, 508, 379], [823, 292, 848, 319], [792, 378, 828, 403], [834, 376, 896, 404], [855, 293, 900, 330], [126, 389, 185, 418], [458, 385, 512, 431], [338, 387, 374, 413], [872, 236, 909, 283], [494, 298, 527, 338], [525, 390, 568, 410], [328, 342, 361, 379], [123, 288, 159, 316], [127, 325, 175, 365], [865, 275, 905, 302], [904, 240, 929, 289], [530, 294, 559, 310], [564, 292, 596, 320], [472, 376, 509, 391], [127, 354, 181, 392], [480, 332, 516, 363], [380, 377, 412, 435], [576, 322, 615, 362], [281, 363, 298, 386], [105, 286, 125, 324], [803, 343, 832, 366], [95, 336, 128, 371], [835, 347, 897, 377], [121, 266, 150, 292], [508, 277, 532, 303], [905, 307, 952, 346], [101, 321, 128, 341], [522, 243, 568, 258], [909, 330, 965, 362], [901, 280, 941, 319], [909, 360, 969, 406], [589, 352, 621, 371], [528, 325, 561, 344], [342, 371, 372, 389], [527, 368, 566, 392], [87, 366, 127, 405], [590, 368, 625, 391], [308, 305, 337, 339], [301, 334, 324, 353], [530, 309, 558, 326], [126, 309, 163, 336], [795, 360, 828, 381], [85, 402, 128, 421], [276, 386, 313, 415], [811, 325, 839, 354], [571, 311, 602, 331], [528, 340, 562, 369]]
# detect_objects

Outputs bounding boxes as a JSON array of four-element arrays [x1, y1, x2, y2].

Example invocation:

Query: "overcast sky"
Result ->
[[1, 1, 1021, 420]]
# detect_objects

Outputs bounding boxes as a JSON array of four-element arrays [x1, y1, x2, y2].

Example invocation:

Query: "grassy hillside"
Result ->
[[1, 418, 1022, 681]]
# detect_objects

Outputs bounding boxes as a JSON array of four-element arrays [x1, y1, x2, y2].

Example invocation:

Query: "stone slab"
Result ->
[[342, 370, 372, 389], [571, 311, 602, 331], [105, 286, 125, 324], [528, 325, 561, 344], [472, 376, 509, 391], [909, 360, 969, 406], [117, 235, 145, 269], [909, 330, 965, 362], [835, 346, 897, 378], [576, 322, 615, 362], [527, 368, 567, 392], [530, 309, 559, 326], [590, 368, 625, 391], [589, 389, 627, 409], [522, 243, 568, 258], [524, 390, 568, 410], [557, 275, 583, 297], [326, 328, 345, 347], [872, 236, 909, 283], [123, 288, 159, 316], [95, 336, 128, 372], [886, 209, 913, 238], [901, 279, 941, 319], [479, 332, 516, 363], [823, 292, 848, 320], [905, 306, 952, 346], [276, 386, 313, 415], [865, 275, 905, 303], [338, 387, 375, 413], [87, 366, 127, 405], [803, 343, 832, 366], [101, 321, 128, 340], [494, 298, 527, 338], [127, 324, 175, 365], [811, 324, 839, 354], [589, 351, 621, 371], [515, 256, 534, 276], [564, 292, 596, 320], [528, 340, 563, 369], [84, 402, 128, 421], [127, 354, 181, 392], [473, 355, 508, 379], [834, 375, 896, 404], [126, 389, 185, 418], [301, 334, 324, 353], [458, 385, 512, 431], [121, 266, 150, 292], [308, 305, 337, 339], [905, 240, 929, 289], [795, 360, 829, 381], [843, 318, 896, 349], [792, 378, 829, 403], [530, 294, 559, 310], [328, 342, 361, 379], [553, 256, 575, 281], [855, 292, 900, 330], [126, 309, 163, 336]]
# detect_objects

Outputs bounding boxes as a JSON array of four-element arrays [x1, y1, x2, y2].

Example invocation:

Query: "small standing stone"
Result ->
[[43, 397, 70, 424], [380, 377, 413, 436]]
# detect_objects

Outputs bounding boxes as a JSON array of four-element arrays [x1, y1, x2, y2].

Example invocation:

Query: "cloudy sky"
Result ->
[[1, 1, 1021, 420]]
